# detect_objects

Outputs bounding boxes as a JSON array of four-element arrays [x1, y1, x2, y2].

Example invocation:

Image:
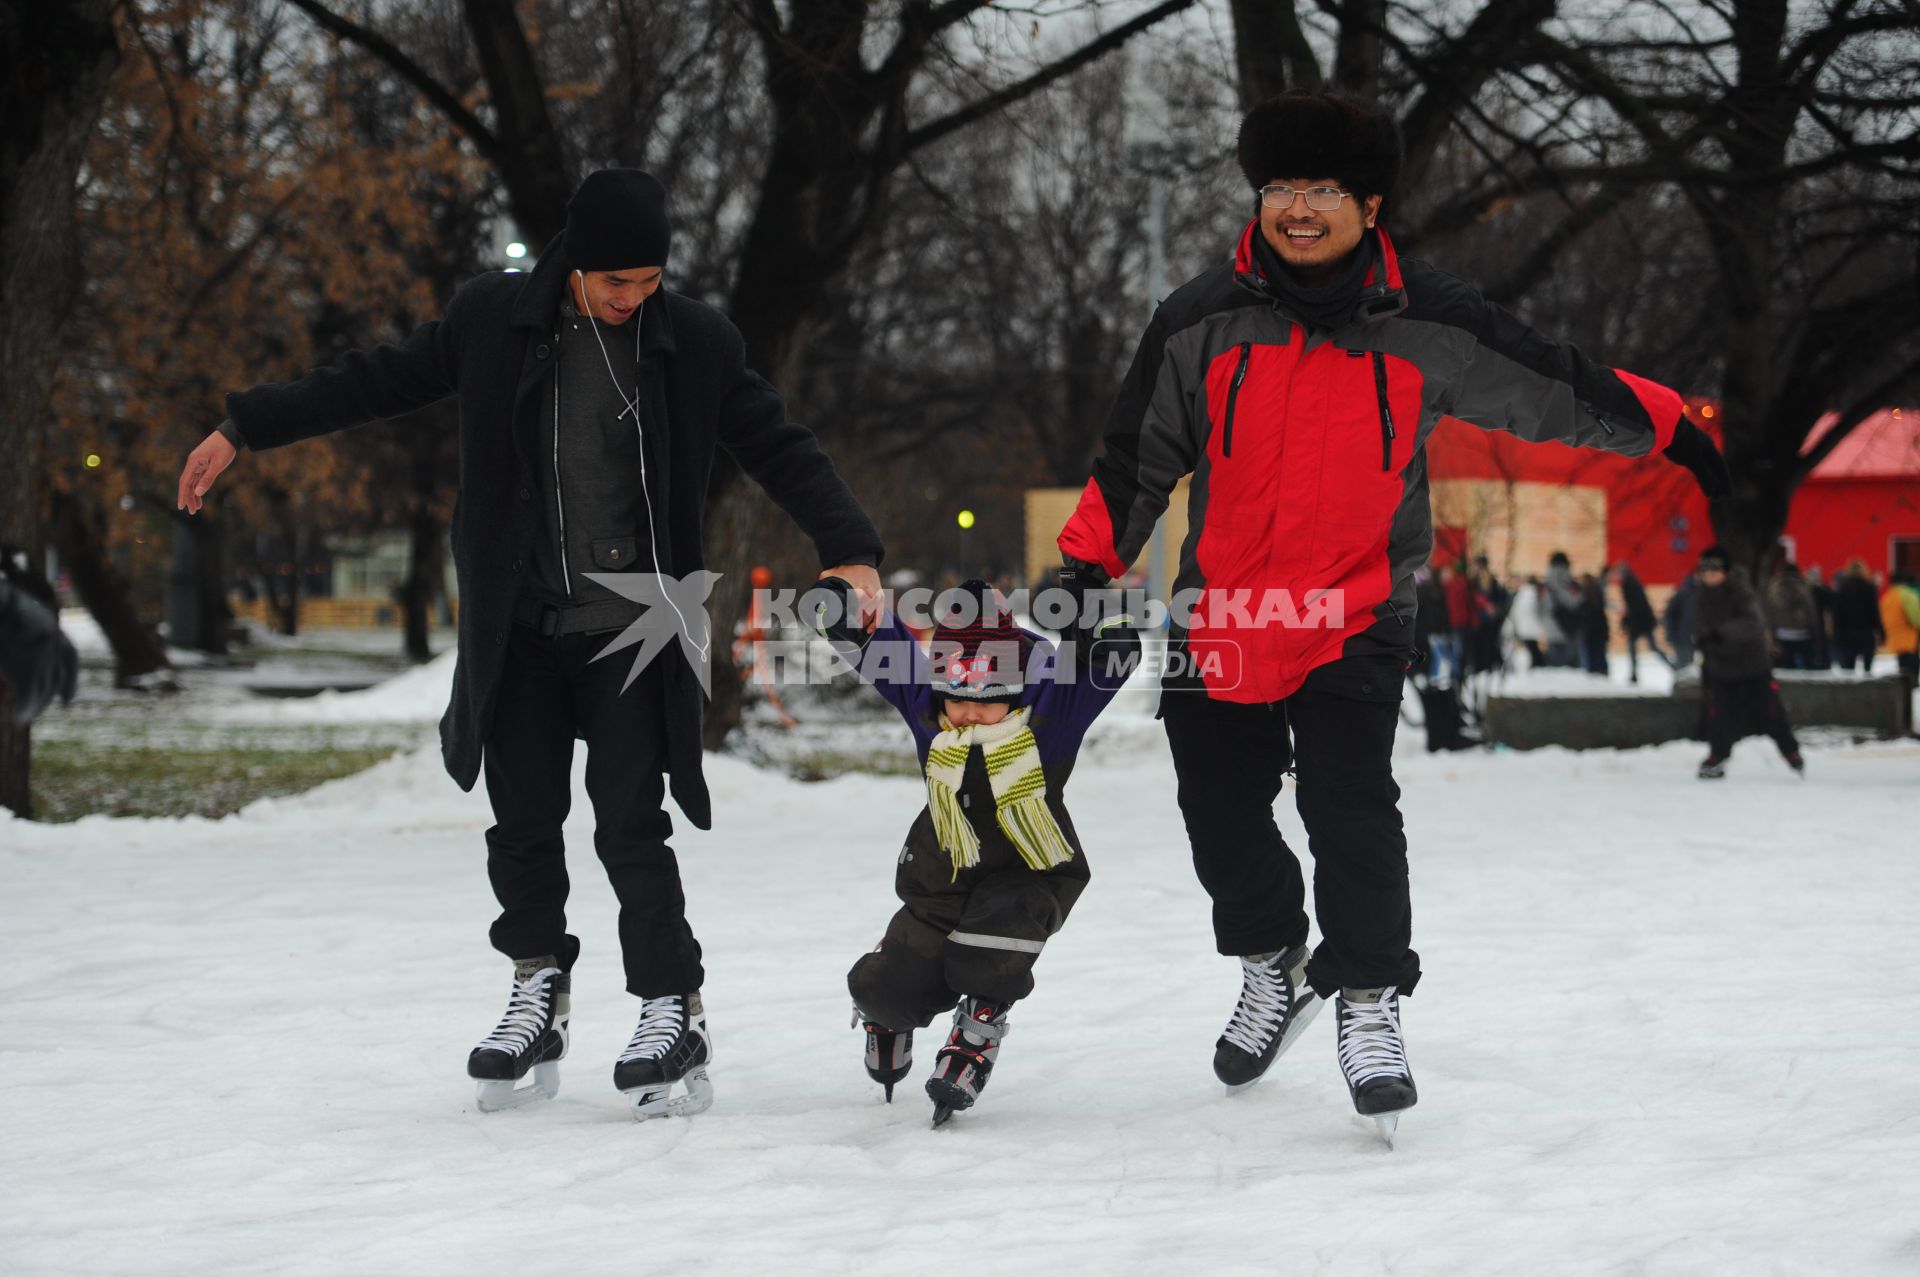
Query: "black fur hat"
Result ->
[[1236, 90, 1403, 203]]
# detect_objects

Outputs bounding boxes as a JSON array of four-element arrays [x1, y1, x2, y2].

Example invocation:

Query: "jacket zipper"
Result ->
[[1223, 342, 1251, 457], [552, 335, 572, 598], [1371, 349, 1396, 471]]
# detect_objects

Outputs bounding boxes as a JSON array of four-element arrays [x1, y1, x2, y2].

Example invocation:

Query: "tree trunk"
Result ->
[[399, 358, 455, 662], [1228, 0, 1322, 106], [49, 488, 172, 689], [0, 0, 121, 814]]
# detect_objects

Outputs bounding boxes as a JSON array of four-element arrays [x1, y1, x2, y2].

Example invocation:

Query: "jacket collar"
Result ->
[[1233, 221, 1407, 325], [513, 238, 677, 358]]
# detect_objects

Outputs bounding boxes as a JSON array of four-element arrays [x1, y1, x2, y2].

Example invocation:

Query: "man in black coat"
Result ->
[[1694, 545, 1801, 780], [176, 170, 884, 1117]]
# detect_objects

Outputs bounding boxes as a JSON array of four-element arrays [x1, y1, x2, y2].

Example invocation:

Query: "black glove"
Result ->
[[0, 578, 80, 725], [800, 575, 867, 648], [1664, 418, 1731, 500]]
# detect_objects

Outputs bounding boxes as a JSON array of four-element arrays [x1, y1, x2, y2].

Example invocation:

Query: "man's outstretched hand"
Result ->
[[1664, 417, 1731, 500], [176, 430, 239, 514]]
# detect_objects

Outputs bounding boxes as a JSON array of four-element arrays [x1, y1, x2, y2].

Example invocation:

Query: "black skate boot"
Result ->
[[614, 992, 714, 1121], [1336, 985, 1416, 1147], [854, 1005, 913, 1102], [467, 957, 570, 1112], [1698, 754, 1728, 779], [925, 997, 1008, 1128], [1214, 943, 1321, 1091]]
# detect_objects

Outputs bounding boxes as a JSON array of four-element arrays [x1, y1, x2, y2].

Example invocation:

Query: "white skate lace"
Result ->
[[475, 969, 556, 1055], [1221, 957, 1291, 1054], [1338, 988, 1409, 1088], [618, 996, 685, 1064]]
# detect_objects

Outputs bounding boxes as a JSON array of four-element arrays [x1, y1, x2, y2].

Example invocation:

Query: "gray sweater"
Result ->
[[526, 295, 655, 610]]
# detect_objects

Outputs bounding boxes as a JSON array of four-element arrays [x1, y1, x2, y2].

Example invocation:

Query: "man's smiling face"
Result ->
[[1258, 177, 1383, 278]]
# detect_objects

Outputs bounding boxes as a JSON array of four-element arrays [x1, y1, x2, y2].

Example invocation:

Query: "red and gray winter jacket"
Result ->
[[1058, 223, 1686, 704]]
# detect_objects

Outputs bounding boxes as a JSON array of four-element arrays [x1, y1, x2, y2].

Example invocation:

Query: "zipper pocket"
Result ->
[[1223, 342, 1251, 458], [1371, 349, 1396, 471]]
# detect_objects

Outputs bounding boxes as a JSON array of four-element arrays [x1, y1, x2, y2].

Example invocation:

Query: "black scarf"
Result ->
[[1252, 226, 1376, 331]]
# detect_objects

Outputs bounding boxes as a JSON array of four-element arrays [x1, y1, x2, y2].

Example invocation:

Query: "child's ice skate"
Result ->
[[926, 997, 1009, 1128], [853, 1005, 913, 1102]]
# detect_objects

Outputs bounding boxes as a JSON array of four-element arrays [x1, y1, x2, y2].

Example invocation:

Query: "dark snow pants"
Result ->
[[1160, 654, 1421, 999], [482, 621, 704, 997], [1703, 675, 1800, 762], [849, 824, 1090, 1032]]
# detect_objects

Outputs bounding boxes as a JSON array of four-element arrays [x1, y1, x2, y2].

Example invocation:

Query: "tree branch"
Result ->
[[281, 0, 500, 162], [901, 0, 1198, 158]]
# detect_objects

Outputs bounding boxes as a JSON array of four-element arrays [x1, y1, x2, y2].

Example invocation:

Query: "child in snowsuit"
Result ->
[[1694, 545, 1803, 779], [812, 574, 1138, 1125]]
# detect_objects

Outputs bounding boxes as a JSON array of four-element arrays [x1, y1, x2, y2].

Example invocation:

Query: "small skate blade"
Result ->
[[474, 1060, 560, 1112], [883, 1082, 895, 1103], [626, 1067, 714, 1121], [1373, 1113, 1399, 1148], [931, 1104, 956, 1129]]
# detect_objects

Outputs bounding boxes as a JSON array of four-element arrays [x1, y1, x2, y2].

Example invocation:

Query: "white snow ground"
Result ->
[[3, 684, 1918, 1275]]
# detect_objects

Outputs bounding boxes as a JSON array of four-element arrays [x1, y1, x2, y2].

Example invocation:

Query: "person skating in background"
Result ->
[[1578, 572, 1611, 675], [1468, 556, 1510, 676], [1766, 558, 1819, 670], [1805, 566, 1836, 670], [1054, 88, 1730, 1144], [1694, 546, 1802, 779], [1882, 571, 1920, 737], [1543, 552, 1583, 668], [1665, 569, 1700, 670], [814, 576, 1139, 1127], [0, 548, 79, 727], [1505, 576, 1547, 668], [1614, 563, 1672, 684], [1831, 559, 1883, 674]]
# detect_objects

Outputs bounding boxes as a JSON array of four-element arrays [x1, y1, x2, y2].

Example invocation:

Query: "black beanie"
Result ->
[[562, 169, 671, 271], [1697, 545, 1732, 572], [1236, 90, 1403, 204]]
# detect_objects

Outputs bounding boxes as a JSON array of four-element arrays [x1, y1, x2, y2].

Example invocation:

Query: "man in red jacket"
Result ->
[[1056, 91, 1729, 1139]]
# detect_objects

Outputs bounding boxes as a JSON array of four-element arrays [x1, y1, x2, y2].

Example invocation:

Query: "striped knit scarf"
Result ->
[[924, 706, 1075, 879]]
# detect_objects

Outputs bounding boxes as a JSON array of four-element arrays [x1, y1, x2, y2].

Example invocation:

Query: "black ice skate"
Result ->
[[467, 959, 570, 1112], [853, 1005, 913, 1102], [925, 997, 1008, 1128], [614, 992, 714, 1120], [1214, 943, 1321, 1092], [1698, 755, 1728, 779], [1336, 985, 1417, 1147]]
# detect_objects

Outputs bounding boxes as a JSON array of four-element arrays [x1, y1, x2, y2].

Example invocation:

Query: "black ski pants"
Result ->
[[1160, 654, 1420, 999], [1703, 675, 1800, 762], [849, 818, 1090, 1031], [482, 621, 704, 997]]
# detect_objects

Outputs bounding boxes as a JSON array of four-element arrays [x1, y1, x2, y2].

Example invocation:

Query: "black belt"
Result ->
[[511, 594, 645, 637]]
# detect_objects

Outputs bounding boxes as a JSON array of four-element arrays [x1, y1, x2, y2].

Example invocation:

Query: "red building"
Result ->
[[1425, 404, 1920, 586]]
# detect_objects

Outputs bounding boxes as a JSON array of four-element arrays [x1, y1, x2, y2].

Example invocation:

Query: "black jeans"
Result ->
[[1161, 655, 1420, 998], [482, 621, 704, 997]]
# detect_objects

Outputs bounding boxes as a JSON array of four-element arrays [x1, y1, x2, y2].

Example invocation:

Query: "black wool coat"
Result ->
[[227, 248, 884, 827]]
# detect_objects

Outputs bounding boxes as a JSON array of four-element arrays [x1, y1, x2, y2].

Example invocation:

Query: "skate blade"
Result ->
[[1372, 1113, 1399, 1148], [474, 1060, 560, 1112], [1223, 995, 1326, 1095], [930, 1103, 956, 1129], [625, 1067, 714, 1121]]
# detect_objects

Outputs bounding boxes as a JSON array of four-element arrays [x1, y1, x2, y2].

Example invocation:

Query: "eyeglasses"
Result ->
[[1260, 184, 1355, 211]]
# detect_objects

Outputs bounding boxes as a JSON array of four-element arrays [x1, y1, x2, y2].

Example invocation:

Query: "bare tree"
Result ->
[[0, 0, 122, 816]]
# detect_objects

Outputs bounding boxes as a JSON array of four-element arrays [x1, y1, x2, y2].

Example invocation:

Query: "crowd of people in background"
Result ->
[[1416, 548, 1920, 689]]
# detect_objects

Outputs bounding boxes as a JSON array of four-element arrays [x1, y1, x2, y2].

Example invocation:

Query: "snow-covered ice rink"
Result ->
[[4, 687, 1917, 1274]]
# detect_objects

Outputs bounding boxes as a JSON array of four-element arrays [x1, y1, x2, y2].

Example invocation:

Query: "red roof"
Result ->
[[1803, 408, 1920, 479]]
